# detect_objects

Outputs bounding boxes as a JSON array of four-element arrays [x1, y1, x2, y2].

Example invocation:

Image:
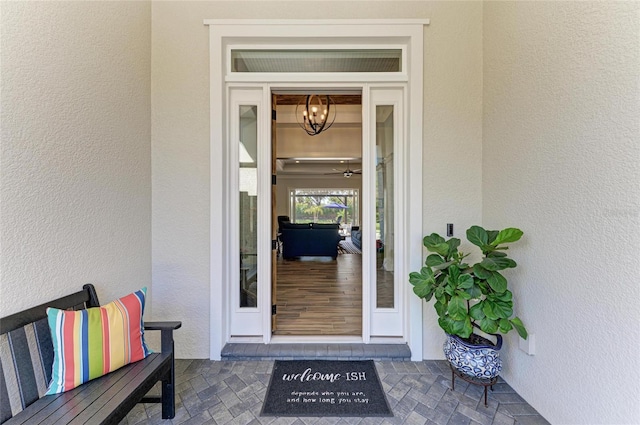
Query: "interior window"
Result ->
[[289, 188, 359, 233]]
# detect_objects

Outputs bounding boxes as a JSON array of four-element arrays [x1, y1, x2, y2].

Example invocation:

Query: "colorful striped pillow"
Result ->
[[45, 288, 151, 394]]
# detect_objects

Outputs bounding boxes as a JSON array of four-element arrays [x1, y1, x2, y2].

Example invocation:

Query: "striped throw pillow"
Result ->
[[45, 288, 151, 394]]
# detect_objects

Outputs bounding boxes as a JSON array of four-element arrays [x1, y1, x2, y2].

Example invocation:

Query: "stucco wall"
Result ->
[[1, 3, 151, 313], [483, 2, 640, 423], [151, 1, 484, 359], [420, 1, 484, 359]]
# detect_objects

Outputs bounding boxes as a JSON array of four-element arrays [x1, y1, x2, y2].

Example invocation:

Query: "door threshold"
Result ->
[[269, 335, 363, 344], [221, 342, 411, 361]]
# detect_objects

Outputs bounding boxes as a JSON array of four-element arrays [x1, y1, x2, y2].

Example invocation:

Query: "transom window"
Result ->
[[231, 49, 402, 73]]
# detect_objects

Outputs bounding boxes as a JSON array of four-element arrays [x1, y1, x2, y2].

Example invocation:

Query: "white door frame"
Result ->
[[207, 19, 427, 361]]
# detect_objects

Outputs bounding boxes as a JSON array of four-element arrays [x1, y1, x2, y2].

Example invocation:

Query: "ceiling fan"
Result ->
[[325, 161, 362, 178]]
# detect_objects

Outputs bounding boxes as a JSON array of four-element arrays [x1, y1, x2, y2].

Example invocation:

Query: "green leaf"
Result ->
[[482, 301, 498, 320], [473, 264, 492, 279], [446, 270, 461, 292], [487, 271, 508, 293], [435, 274, 447, 285], [492, 289, 513, 302], [461, 317, 473, 338], [479, 317, 499, 334], [448, 264, 461, 281], [465, 284, 483, 299], [466, 226, 488, 248], [444, 283, 456, 296], [423, 234, 452, 256], [439, 316, 470, 336], [457, 274, 475, 289], [486, 230, 499, 244], [480, 256, 517, 271], [446, 238, 461, 257], [409, 267, 433, 284], [438, 317, 454, 335], [409, 268, 435, 285], [409, 268, 437, 300], [449, 318, 465, 335], [448, 295, 468, 321], [431, 243, 451, 257], [478, 280, 490, 294], [432, 260, 454, 271], [491, 301, 513, 319], [456, 290, 472, 301], [425, 254, 445, 267], [492, 228, 523, 246], [434, 299, 448, 317], [498, 318, 513, 333], [469, 302, 485, 320], [510, 317, 528, 339], [423, 233, 445, 247], [487, 251, 507, 258], [412, 285, 435, 300], [449, 317, 473, 338]]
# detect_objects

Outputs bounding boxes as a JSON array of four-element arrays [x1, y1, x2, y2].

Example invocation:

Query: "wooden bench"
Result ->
[[0, 284, 181, 424]]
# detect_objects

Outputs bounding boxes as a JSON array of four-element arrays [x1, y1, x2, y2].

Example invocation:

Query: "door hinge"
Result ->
[[272, 305, 277, 315], [272, 239, 278, 250], [272, 174, 277, 185], [272, 109, 277, 120]]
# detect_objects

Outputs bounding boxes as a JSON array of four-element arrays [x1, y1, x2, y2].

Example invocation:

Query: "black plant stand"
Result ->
[[449, 364, 498, 407]]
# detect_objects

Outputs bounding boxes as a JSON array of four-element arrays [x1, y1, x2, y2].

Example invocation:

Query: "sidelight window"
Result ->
[[239, 105, 258, 308]]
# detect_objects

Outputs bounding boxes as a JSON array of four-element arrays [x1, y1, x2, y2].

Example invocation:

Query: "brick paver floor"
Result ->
[[122, 359, 549, 425]]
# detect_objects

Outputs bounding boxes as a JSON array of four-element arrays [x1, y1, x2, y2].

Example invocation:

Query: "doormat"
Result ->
[[261, 360, 392, 417]]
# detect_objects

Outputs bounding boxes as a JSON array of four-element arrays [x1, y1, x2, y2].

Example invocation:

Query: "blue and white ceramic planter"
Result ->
[[443, 333, 503, 379]]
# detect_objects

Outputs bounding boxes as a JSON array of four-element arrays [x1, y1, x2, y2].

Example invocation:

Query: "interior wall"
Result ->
[[1, 2, 151, 313], [483, 2, 640, 423], [151, 1, 484, 359], [277, 125, 362, 159]]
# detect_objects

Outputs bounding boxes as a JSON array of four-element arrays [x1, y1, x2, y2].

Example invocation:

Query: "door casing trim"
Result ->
[[208, 20, 426, 361]]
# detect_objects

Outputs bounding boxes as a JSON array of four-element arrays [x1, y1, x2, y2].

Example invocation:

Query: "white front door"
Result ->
[[226, 84, 407, 341]]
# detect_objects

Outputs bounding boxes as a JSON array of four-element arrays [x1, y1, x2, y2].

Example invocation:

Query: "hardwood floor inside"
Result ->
[[274, 252, 395, 336], [275, 254, 362, 336]]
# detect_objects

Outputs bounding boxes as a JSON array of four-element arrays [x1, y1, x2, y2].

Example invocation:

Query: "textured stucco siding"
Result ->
[[1, 2, 152, 313], [483, 2, 640, 423]]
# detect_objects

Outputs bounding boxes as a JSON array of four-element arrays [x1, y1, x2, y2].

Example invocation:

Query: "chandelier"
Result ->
[[296, 95, 336, 136]]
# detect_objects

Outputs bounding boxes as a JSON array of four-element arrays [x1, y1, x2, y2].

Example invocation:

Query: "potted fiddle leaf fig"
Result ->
[[409, 225, 527, 379]]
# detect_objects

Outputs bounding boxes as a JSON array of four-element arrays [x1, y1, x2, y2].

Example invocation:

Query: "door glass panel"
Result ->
[[376, 105, 394, 308], [239, 105, 258, 308]]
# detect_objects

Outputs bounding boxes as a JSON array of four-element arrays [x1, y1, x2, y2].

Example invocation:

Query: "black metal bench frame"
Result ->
[[0, 284, 181, 424]]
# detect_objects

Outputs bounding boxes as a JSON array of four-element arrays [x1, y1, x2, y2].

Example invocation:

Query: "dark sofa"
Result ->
[[280, 222, 341, 259]]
